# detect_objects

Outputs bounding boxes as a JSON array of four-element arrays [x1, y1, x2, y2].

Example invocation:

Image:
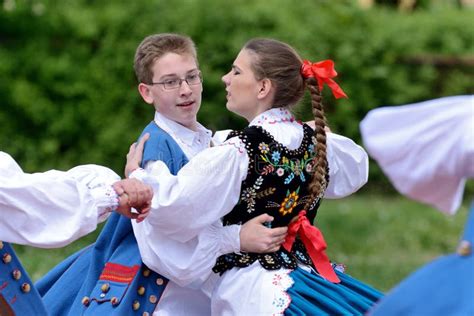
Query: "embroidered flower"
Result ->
[[271, 151, 281, 163], [261, 165, 275, 175], [311, 136, 317, 145], [282, 156, 289, 164], [283, 173, 294, 184], [308, 144, 315, 153], [293, 160, 301, 176], [279, 190, 300, 216], [276, 168, 285, 177], [241, 187, 257, 213], [305, 162, 313, 173], [259, 142, 270, 154]]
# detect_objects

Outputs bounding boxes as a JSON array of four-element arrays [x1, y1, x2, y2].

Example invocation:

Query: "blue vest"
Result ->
[[370, 202, 474, 316], [37, 122, 189, 315], [0, 241, 47, 315]]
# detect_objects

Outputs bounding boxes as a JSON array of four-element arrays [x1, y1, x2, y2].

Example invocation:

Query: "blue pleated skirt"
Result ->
[[286, 267, 383, 315]]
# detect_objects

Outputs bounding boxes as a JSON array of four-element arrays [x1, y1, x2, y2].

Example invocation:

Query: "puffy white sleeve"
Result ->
[[360, 95, 474, 214], [133, 219, 240, 287], [324, 132, 369, 198], [0, 152, 120, 247], [130, 137, 249, 243]]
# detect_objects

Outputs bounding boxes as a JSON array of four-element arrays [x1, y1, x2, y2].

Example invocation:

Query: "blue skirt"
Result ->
[[286, 267, 383, 315]]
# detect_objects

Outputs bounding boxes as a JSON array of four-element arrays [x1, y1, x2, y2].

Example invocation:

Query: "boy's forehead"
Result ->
[[152, 52, 198, 78]]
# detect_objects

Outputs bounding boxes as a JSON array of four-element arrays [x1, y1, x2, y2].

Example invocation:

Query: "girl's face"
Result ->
[[222, 49, 263, 122]]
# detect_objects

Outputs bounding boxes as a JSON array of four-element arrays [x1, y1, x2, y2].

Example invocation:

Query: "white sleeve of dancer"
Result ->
[[133, 219, 240, 287], [0, 152, 119, 247], [324, 133, 369, 199], [130, 137, 249, 243]]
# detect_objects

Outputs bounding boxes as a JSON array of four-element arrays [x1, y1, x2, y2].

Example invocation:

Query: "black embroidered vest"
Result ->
[[213, 124, 328, 274]]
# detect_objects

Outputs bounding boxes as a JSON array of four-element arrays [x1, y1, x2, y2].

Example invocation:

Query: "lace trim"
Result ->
[[269, 270, 294, 316]]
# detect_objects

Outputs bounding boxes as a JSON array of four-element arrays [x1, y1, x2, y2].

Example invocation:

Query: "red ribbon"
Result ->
[[282, 210, 340, 283], [301, 59, 348, 99]]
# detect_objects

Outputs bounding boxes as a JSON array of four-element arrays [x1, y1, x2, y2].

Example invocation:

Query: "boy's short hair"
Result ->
[[134, 33, 198, 84]]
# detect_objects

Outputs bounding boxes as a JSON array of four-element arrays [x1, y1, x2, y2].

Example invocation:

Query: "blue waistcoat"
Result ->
[[36, 122, 189, 315], [0, 241, 47, 315]]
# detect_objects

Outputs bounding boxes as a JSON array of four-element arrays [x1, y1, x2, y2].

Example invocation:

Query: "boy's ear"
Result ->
[[138, 83, 154, 104], [257, 78, 273, 100]]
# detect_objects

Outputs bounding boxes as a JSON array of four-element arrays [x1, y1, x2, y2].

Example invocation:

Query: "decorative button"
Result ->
[[132, 300, 140, 311], [101, 283, 110, 293], [111, 296, 119, 306], [156, 278, 164, 286], [2, 253, 12, 264], [0, 241, 3, 249], [82, 296, 91, 306], [137, 286, 145, 296], [457, 240, 471, 256], [149, 295, 157, 304], [21, 283, 31, 293], [142, 269, 151, 277], [143, 312, 150, 316], [12, 269, 22, 280]]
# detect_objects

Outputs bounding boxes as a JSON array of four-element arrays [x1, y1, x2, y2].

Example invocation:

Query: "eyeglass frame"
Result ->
[[149, 71, 203, 90]]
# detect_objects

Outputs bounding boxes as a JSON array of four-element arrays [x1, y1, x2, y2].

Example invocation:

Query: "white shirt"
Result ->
[[131, 107, 369, 315], [361, 95, 474, 214], [0, 151, 119, 248], [133, 112, 241, 316]]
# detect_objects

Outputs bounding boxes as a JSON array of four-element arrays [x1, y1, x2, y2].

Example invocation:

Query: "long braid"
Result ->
[[305, 77, 328, 209]]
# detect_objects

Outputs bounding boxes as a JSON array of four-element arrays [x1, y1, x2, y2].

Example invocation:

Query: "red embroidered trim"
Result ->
[[99, 263, 140, 284]]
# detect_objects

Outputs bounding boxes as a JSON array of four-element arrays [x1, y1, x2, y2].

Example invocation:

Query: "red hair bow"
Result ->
[[301, 59, 348, 99]]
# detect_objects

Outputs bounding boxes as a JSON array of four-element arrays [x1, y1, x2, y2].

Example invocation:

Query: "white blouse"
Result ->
[[131, 107, 368, 289], [0, 151, 119, 247], [361, 95, 474, 214]]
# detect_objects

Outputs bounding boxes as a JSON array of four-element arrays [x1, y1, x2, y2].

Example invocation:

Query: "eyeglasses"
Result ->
[[150, 71, 202, 90]]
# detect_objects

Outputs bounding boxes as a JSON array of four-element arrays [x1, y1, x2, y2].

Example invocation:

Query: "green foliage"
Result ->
[[1, 0, 473, 182]]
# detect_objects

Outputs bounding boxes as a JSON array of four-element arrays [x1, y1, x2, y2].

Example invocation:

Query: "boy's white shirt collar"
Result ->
[[153, 111, 212, 152]]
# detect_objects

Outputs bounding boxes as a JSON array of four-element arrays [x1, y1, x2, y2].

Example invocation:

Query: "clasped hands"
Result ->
[[112, 178, 153, 223]]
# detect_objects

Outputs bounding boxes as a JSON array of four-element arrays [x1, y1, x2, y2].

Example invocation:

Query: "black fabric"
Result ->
[[213, 124, 328, 274]]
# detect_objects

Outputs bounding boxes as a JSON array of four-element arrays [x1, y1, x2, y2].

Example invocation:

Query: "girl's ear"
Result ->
[[138, 83, 154, 104], [257, 78, 273, 100]]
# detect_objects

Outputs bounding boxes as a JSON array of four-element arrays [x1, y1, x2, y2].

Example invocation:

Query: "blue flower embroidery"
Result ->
[[284, 173, 294, 184], [271, 151, 281, 163]]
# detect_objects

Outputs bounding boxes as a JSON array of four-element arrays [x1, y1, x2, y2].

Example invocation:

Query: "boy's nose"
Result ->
[[179, 80, 193, 94]]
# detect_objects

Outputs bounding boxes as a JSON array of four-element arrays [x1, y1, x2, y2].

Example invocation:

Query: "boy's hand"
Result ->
[[240, 214, 288, 253], [125, 133, 149, 178], [113, 178, 153, 223]]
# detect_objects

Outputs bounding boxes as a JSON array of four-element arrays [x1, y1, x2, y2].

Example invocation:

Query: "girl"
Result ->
[[128, 38, 382, 315]]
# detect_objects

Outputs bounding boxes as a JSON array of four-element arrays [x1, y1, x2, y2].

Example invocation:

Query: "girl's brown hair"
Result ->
[[243, 38, 328, 205]]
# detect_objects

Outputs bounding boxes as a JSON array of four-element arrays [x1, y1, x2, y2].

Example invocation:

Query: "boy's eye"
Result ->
[[164, 79, 179, 86]]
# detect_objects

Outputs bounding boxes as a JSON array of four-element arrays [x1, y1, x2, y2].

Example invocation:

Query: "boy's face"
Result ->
[[138, 52, 202, 130]]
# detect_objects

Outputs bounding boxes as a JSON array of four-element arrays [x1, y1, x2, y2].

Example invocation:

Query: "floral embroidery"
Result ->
[[279, 189, 300, 216], [276, 168, 285, 177], [241, 176, 264, 213], [270, 270, 293, 315], [259, 142, 270, 154], [271, 151, 281, 163], [259, 147, 315, 184]]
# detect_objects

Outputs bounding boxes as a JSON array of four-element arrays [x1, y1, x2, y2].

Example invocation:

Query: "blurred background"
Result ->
[[1, 0, 473, 291]]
